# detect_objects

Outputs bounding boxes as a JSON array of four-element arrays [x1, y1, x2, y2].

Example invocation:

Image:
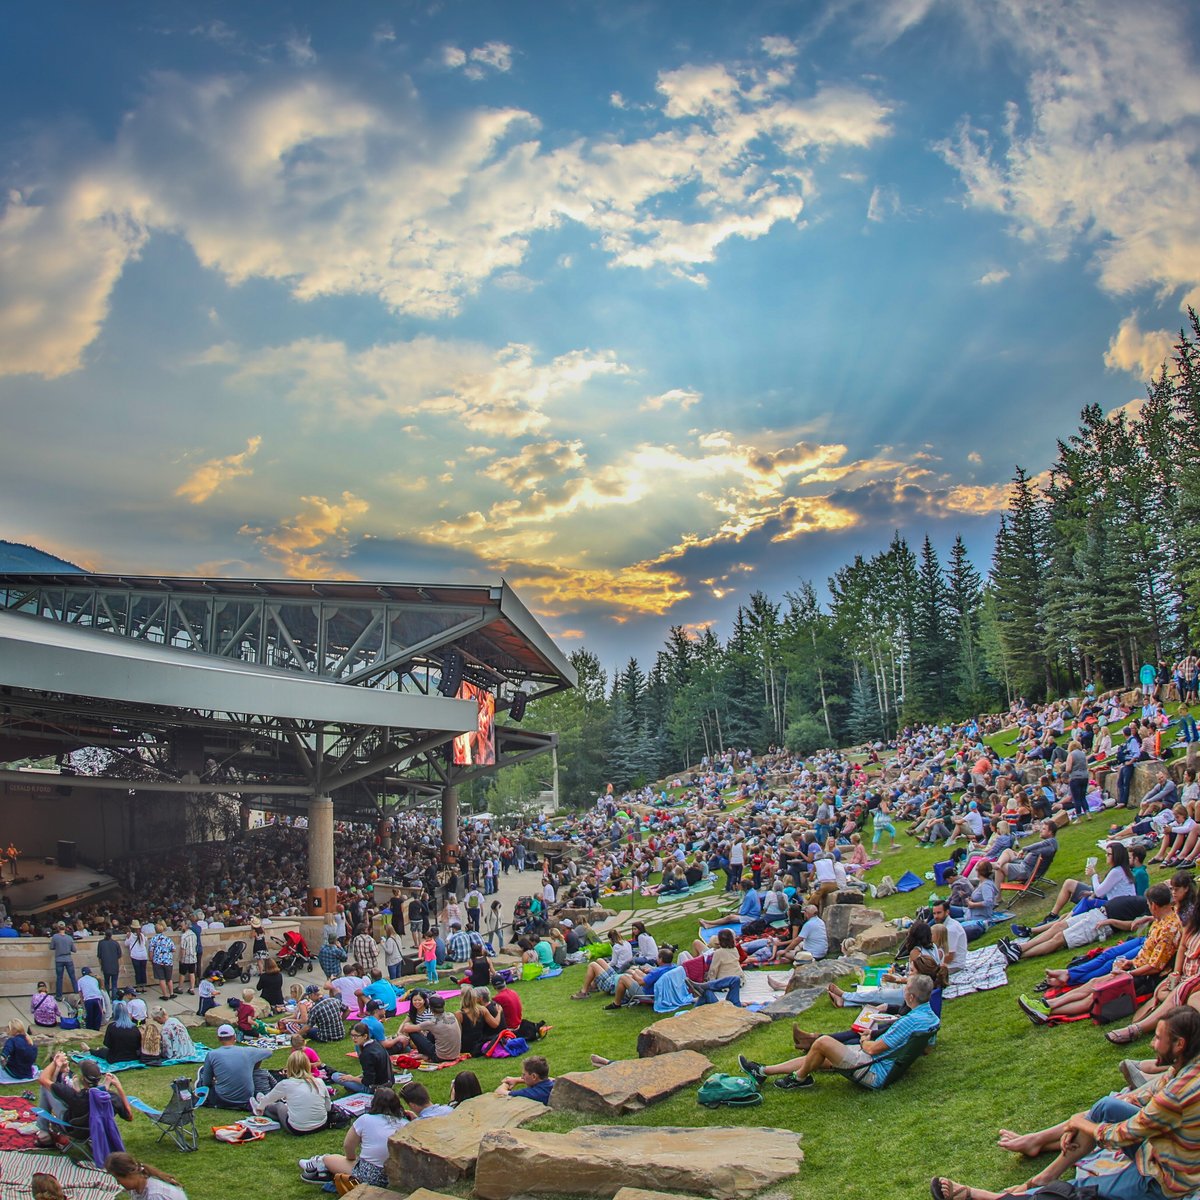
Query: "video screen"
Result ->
[[453, 681, 496, 766]]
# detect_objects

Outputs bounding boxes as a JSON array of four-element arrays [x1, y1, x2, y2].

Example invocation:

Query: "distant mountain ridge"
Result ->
[[0, 540, 83, 573]]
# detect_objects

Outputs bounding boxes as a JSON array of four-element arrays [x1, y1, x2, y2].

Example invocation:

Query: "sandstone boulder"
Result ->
[[828, 889, 864, 907], [473, 1124, 803, 1200], [855, 922, 904, 955], [824, 904, 886, 950], [387, 1092, 543, 1190], [614, 1191, 696, 1200], [340, 1188, 401, 1200], [204, 997, 270, 1027], [760, 987, 827, 1020], [637, 1000, 768, 1058], [785, 956, 859, 991], [550, 1050, 712, 1114]]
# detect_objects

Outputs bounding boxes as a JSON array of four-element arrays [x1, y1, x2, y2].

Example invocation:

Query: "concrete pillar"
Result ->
[[441, 785, 459, 860], [306, 794, 337, 917]]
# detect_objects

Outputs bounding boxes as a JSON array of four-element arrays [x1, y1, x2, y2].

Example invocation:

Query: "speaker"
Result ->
[[56, 841, 77, 870], [438, 649, 464, 697], [510, 691, 527, 722]]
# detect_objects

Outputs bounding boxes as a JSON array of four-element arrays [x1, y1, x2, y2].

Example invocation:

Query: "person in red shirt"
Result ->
[[236, 989, 258, 1039], [492, 977, 522, 1030]]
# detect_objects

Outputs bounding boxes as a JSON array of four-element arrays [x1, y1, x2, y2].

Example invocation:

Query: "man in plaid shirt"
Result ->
[[446, 922, 472, 963]]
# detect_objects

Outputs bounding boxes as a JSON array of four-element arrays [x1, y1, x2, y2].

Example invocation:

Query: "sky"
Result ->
[[2, 0, 1198, 671]]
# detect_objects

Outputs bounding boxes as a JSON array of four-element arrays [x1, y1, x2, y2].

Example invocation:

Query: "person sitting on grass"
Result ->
[[329, 1021, 394, 1094], [1037, 842, 1138, 926], [698, 879, 760, 929], [1016, 883, 1181, 1024], [1105, 894, 1200, 1046], [604, 947, 678, 1010], [931, 1006, 1200, 1200], [251, 1050, 331, 1134], [738, 974, 938, 1090], [409, 994, 461, 1062], [494, 1054, 554, 1103], [299, 990, 346, 1045], [298, 1085, 408, 1189], [1, 1018, 37, 1081], [996, 892, 1151, 966], [570, 930, 634, 1000], [686, 929, 745, 1007], [104, 1151, 188, 1200]]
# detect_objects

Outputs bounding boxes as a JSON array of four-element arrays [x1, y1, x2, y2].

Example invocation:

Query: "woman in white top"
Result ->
[[1044, 842, 1137, 921], [254, 1050, 330, 1134], [630, 922, 658, 965], [301, 1086, 407, 1188]]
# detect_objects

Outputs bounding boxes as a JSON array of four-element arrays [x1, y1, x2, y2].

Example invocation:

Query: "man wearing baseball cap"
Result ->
[[196, 1024, 273, 1110]]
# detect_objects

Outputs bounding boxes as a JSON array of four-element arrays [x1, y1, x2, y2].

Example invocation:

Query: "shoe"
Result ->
[[1119, 1059, 1150, 1089], [1017, 995, 1049, 1025], [1010, 924, 1032, 939], [1040, 912, 1059, 926], [603, 1003, 622, 1011], [773, 1072, 814, 1089], [1033, 980, 1050, 993], [737, 1054, 766, 1084], [299, 1157, 329, 1177]]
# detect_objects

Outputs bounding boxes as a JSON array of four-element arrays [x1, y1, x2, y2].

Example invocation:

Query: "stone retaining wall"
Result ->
[[0, 919, 316, 998]]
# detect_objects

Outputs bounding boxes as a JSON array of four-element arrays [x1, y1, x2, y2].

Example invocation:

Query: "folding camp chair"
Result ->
[[30, 1108, 93, 1165], [836, 1027, 938, 1090], [999, 852, 1056, 904], [129, 1080, 208, 1151]]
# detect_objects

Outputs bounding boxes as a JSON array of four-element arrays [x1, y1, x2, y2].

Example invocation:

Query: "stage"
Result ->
[[0, 857, 119, 917]]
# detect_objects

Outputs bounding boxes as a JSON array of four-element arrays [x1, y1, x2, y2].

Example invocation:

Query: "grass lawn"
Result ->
[[2, 804, 1166, 1200]]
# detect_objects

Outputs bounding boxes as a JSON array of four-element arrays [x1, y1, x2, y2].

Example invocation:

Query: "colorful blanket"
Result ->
[[942, 944, 1010, 1001], [0, 1099, 39, 1151], [0, 1150, 120, 1199], [70, 1049, 209, 1072]]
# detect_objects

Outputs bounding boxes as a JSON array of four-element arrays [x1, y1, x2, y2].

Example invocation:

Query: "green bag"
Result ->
[[586, 943, 611, 960], [697, 1072, 763, 1108]]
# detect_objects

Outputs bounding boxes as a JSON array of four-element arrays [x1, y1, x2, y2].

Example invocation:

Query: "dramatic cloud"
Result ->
[[175, 435, 262, 504], [240, 491, 368, 577], [1104, 313, 1176, 381], [0, 47, 891, 377], [939, 0, 1200, 314]]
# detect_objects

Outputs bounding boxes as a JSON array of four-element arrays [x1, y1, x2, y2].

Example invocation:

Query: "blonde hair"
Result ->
[[241, 988, 255, 1003], [285, 1049, 319, 1089], [931, 924, 949, 952], [459, 986, 481, 1021], [289, 984, 303, 1002], [7, 1019, 27, 1038]]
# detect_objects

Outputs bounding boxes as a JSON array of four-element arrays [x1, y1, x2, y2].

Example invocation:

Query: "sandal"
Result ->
[[570, 991, 589, 1000], [931, 1179, 974, 1200], [1106, 1023, 1141, 1045]]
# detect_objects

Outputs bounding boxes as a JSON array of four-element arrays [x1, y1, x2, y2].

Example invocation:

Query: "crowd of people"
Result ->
[[10, 683, 1200, 1200]]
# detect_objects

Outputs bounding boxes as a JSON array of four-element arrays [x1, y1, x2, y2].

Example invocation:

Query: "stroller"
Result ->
[[274, 930, 315, 976], [201, 939, 248, 984]]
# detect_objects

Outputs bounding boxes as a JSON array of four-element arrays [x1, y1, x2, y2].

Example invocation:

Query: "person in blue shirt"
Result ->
[[739, 974, 939, 1090], [358, 971, 402, 1016], [698, 879, 761, 931], [495, 1055, 554, 1104]]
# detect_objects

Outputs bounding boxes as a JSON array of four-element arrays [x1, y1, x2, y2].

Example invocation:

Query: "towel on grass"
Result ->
[[0, 1150, 120, 1199], [942, 944, 1009, 1001]]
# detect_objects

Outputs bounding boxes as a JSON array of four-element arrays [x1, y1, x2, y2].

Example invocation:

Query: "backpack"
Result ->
[[1090, 974, 1136, 1025], [697, 1073, 763, 1108]]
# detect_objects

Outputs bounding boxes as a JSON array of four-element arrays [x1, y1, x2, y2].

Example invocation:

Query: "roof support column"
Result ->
[[441, 784, 459, 862], [306, 793, 337, 917]]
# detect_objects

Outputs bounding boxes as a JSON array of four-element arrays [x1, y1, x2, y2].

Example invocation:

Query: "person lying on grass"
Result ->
[[1106, 895, 1200, 1046], [931, 1006, 1200, 1200], [738, 974, 938, 1091], [1016, 883, 1180, 1025]]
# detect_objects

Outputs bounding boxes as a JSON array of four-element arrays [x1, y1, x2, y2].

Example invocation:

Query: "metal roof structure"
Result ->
[[0, 573, 576, 819]]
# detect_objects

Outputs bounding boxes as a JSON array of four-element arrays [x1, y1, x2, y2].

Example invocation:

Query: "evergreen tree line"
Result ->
[[480, 312, 1200, 808]]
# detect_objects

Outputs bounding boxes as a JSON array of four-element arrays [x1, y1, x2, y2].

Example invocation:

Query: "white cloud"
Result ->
[[204, 334, 630, 436], [977, 268, 1010, 286], [967, 450, 982, 465], [761, 36, 798, 58], [442, 45, 467, 68], [642, 388, 702, 411], [610, 92, 626, 109], [1104, 313, 1175, 381], [284, 32, 316, 66], [939, 0, 1200, 317], [0, 56, 891, 377], [866, 183, 900, 223], [175, 435, 262, 503]]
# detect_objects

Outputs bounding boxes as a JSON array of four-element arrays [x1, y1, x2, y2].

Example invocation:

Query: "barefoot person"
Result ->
[[932, 1006, 1200, 1200]]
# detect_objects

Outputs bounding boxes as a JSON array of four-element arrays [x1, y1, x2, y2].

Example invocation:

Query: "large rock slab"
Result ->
[[473, 1125, 803, 1200], [785, 956, 860, 991], [203, 997, 270, 1027], [341, 1188, 400, 1200], [637, 1000, 768, 1058], [614, 1191, 696, 1200], [387, 1092, 543, 1190], [760, 987, 828, 1020], [550, 1050, 712, 1114], [856, 922, 904, 955]]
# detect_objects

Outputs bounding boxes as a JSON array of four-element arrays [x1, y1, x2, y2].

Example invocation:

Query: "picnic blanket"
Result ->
[[0, 1150, 121, 1199], [0, 1099, 39, 1151], [656, 878, 717, 905], [0, 1067, 37, 1086], [70, 1049, 209, 1073], [942, 944, 1010, 1001], [696, 922, 742, 943]]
